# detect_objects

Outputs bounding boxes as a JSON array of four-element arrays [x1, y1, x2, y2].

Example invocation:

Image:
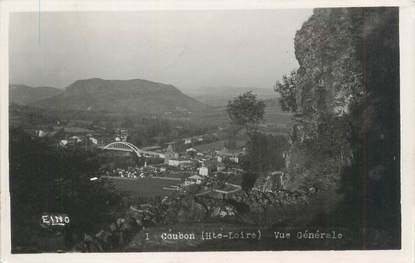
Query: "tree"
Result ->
[[240, 134, 288, 191], [226, 91, 265, 135], [227, 92, 270, 192], [9, 128, 122, 252], [274, 70, 298, 112]]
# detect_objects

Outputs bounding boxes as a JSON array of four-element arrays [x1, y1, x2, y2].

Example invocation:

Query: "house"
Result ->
[[229, 156, 239, 164], [166, 142, 177, 152], [199, 166, 209, 176], [59, 139, 68, 147], [36, 129, 47, 138], [117, 129, 128, 142], [168, 159, 192, 167], [215, 147, 245, 164], [89, 137, 98, 144], [184, 175, 204, 185], [164, 142, 180, 164]]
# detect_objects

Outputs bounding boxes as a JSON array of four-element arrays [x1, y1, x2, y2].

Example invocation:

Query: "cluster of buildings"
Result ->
[[26, 123, 130, 151], [165, 140, 244, 176], [100, 134, 248, 198], [22, 125, 102, 149], [27, 120, 286, 198], [158, 140, 287, 197]]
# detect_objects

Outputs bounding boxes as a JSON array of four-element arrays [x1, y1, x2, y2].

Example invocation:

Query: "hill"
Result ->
[[31, 78, 209, 115], [9, 84, 62, 105]]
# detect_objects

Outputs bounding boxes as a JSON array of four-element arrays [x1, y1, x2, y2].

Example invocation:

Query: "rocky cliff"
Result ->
[[281, 7, 400, 248]]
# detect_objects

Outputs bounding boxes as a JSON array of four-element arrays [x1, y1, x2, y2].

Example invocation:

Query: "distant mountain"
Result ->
[[187, 86, 278, 107], [31, 78, 208, 114], [9, 84, 62, 105]]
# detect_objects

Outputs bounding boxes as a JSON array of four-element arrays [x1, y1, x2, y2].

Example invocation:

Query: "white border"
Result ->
[[1, 1, 414, 263]]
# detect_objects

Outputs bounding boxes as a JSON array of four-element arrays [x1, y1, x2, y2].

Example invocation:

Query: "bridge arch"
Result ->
[[103, 141, 142, 157], [102, 141, 165, 159]]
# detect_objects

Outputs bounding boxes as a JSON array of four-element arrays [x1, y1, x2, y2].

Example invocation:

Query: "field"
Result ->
[[190, 103, 293, 132], [103, 176, 183, 198]]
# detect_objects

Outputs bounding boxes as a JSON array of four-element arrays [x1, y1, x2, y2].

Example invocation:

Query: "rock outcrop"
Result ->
[[281, 7, 400, 248]]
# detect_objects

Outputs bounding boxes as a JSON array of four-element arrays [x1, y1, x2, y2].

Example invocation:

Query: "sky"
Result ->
[[9, 9, 312, 92]]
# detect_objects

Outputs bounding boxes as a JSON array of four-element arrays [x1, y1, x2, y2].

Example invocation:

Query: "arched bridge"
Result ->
[[102, 141, 165, 159]]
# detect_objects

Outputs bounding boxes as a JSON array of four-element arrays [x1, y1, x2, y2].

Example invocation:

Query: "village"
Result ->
[[21, 118, 287, 202]]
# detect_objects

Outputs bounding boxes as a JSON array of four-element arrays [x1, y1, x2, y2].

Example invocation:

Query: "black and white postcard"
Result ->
[[1, 1, 414, 263]]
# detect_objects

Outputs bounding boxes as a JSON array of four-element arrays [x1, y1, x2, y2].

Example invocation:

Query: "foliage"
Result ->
[[226, 92, 288, 192], [274, 70, 298, 113], [240, 133, 288, 192], [9, 128, 123, 252], [226, 91, 265, 134]]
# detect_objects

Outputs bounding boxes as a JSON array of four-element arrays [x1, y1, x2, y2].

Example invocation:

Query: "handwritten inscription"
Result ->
[[40, 213, 70, 228]]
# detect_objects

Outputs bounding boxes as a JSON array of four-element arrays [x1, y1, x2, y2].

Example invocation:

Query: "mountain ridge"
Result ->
[[30, 78, 209, 114], [9, 84, 62, 105]]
